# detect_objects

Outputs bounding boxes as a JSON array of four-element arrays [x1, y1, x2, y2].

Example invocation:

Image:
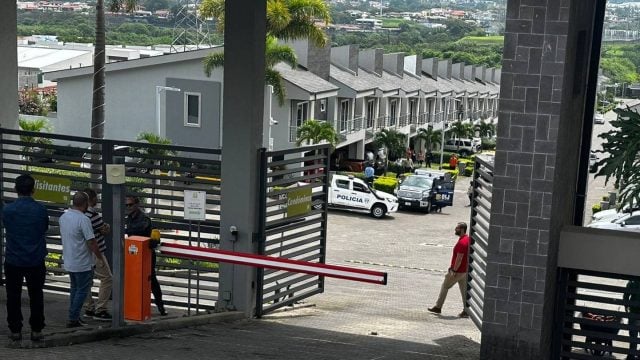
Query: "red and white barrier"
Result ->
[[159, 243, 387, 285]]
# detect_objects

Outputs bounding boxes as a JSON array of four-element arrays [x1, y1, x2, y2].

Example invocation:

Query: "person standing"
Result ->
[[125, 195, 167, 316], [625, 279, 640, 360], [2, 174, 49, 343], [426, 150, 433, 168], [428, 222, 470, 318], [59, 192, 104, 328], [82, 188, 112, 321], [364, 163, 375, 185]]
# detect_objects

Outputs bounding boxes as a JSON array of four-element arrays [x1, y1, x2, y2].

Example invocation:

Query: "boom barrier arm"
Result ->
[[160, 243, 388, 285]]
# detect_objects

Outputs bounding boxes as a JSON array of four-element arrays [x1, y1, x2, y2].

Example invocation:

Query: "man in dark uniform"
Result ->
[[124, 195, 167, 316]]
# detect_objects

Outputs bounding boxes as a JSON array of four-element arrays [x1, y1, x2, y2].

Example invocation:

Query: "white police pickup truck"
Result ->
[[327, 174, 398, 219]]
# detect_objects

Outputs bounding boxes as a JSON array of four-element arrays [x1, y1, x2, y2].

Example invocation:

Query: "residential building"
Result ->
[[44, 41, 499, 157]]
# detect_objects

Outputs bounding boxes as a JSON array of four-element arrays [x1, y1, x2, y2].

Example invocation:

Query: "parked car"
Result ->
[[594, 113, 605, 124], [442, 138, 480, 157], [592, 202, 640, 223], [396, 171, 455, 213], [587, 211, 640, 232], [327, 173, 398, 218]]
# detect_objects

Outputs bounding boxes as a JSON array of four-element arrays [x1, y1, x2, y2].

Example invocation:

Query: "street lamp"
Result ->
[[439, 97, 450, 170], [155, 85, 181, 136]]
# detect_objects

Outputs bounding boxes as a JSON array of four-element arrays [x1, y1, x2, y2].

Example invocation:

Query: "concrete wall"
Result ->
[[0, 2, 17, 129], [481, 0, 581, 359], [54, 58, 224, 146], [165, 78, 222, 148]]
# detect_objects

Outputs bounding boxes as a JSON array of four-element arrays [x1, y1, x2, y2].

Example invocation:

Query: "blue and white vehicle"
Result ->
[[397, 169, 455, 212], [328, 174, 398, 219]]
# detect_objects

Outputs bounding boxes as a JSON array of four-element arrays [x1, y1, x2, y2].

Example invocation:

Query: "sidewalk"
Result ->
[[0, 288, 242, 349]]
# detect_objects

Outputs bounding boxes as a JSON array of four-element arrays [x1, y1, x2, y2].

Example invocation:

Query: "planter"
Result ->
[[600, 201, 610, 210], [608, 191, 617, 206]]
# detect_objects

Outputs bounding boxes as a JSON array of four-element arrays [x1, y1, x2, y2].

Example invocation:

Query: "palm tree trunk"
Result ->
[[91, 0, 106, 140], [90, 0, 106, 186]]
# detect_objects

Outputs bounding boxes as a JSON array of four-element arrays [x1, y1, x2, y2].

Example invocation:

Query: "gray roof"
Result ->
[[329, 64, 378, 92], [382, 71, 421, 93], [274, 63, 338, 94], [358, 68, 400, 92]]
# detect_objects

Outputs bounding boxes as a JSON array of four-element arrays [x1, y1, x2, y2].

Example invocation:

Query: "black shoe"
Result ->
[[159, 310, 168, 316], [66, 319, 88, 328], [93, 311, 112, 321], [427, 306, 442, 314], [84, 310, 95, 318], [8, 332, 22, 341], [30, 331, 44, 342]]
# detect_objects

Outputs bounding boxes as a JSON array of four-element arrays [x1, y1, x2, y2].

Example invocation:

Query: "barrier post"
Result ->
[[124, 236, 152, 321]]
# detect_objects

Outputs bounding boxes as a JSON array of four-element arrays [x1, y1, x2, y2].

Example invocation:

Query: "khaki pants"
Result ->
[[435, 271, 467, 309], [84, 259, 113, 313]]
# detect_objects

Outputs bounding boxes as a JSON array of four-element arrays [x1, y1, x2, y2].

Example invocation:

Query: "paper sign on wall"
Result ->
[[184, 190, 206, 221]]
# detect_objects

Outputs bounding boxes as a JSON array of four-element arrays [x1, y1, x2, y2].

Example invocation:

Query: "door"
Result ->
[[366, 99, 376, 128], [340, 99, 350, 132], [389, 99, 398, 126], [351, 180, 372, 209], [332, 178, 351, 206], [432, 177, 455, 208]]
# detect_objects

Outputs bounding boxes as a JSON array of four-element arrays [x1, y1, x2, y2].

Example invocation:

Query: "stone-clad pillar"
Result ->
[[481, 0, 578, 358], [0, 2, 18, 129]]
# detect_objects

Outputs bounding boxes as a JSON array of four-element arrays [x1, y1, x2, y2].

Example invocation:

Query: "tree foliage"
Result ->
[[295, 119, 339, 147], [595, 107, 640, 209], [416, 125, 441, 152], [374, 128, 406, 161]]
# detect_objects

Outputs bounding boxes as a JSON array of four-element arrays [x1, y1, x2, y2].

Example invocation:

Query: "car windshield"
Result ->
[[402, 176, 433, 188]]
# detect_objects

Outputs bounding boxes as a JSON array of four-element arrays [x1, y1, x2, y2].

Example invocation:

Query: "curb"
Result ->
[[23, 311, 245, 348]]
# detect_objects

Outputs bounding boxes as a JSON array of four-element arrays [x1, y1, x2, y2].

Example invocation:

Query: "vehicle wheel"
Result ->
[[425, 200, 431, 214], [370, 204, 386, 219]]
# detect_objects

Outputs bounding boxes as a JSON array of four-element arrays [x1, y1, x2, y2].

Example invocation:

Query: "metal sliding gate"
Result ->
[[467, 154, 494, 329], [255, 144, 330, 317], [0, 127, 221, 311]]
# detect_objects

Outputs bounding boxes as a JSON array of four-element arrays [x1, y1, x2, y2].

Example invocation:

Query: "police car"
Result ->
[[328, 174, 398, 219], [396, 169, 455, 212]]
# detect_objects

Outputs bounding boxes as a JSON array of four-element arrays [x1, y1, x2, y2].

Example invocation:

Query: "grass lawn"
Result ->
[[381, 18, 406, 28], [456, 35, 504, 46]]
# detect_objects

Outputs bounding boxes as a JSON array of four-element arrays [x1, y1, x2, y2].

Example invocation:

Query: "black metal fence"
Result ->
[[467, 154, 494, 330], [0, 127, 221, 312], [255, 144, 330, 317], [555, 269, 640, 359]]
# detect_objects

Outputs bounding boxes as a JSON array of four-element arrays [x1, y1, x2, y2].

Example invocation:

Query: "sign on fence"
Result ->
[[32, 174, 71, 204], [286, 187, 312, 218], [184, 190, 206, 221]]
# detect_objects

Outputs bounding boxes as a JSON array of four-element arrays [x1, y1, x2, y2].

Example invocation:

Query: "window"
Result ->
[[290, 101, 309, 142], [320, 99, 326, 112], [184, 92, 201, 127], [353, 182, 369, 193], [340, 100, 350, 132], [336, 180, 350, 189], [366, 99, 376, 128], [625, 215, 640, 225], [389, 99, 398, 126]]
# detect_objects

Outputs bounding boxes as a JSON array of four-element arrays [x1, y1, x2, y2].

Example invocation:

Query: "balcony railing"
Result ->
[[338, 117, 364, 135], [375, 116, 387, 130], [289, 126, 297, 143]]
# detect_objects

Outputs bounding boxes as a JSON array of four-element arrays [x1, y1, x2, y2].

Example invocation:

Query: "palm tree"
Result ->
[[374, 128, 406, 165], [18, 118, 53, 165], [200, 0, 330, 104], [295, 119, 338, 147], [416, 125, 441, 152], [204, 36, 297, 105], [135, 132, 178, 215], [450, 121, 475, 140], [596, 107, 640, 208], [475, 120, 496, 138]]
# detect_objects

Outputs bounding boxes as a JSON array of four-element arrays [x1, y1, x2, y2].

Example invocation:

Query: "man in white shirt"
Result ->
[[59, 192, 104, 328]]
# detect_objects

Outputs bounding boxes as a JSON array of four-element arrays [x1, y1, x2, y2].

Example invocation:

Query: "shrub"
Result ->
[[373, 176, 398, 195], [592, 203, 601, 214], [445, 169, 459, 181], [481, 138, 496, 150]]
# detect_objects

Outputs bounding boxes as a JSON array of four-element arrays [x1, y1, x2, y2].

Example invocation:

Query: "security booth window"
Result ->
[[184, 92, 201, 127]]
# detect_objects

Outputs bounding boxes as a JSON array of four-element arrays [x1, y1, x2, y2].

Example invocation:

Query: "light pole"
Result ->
[[155, 85, 181, 136], [439, 97, 449, 170]]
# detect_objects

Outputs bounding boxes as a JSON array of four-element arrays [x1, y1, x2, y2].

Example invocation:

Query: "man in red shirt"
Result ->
[[428, 222, 470, 318]]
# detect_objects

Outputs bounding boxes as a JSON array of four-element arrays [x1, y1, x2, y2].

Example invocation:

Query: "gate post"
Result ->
[[0, 1, 17, 130], [217, 0, 266, 315]]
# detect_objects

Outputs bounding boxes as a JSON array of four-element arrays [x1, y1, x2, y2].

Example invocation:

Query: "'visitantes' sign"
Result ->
[[287, 187, 312, 218], [32, 175, 71, 204]]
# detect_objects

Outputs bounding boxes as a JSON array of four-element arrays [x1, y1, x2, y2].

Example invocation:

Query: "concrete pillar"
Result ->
[[218, 0, 266, 315], [481, 1, 602, 358], [0, 2, 18, 129]]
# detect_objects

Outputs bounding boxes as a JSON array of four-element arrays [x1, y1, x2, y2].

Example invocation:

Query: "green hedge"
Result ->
[[592, 203, 601, 214], [373, 176, 398, 195]]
